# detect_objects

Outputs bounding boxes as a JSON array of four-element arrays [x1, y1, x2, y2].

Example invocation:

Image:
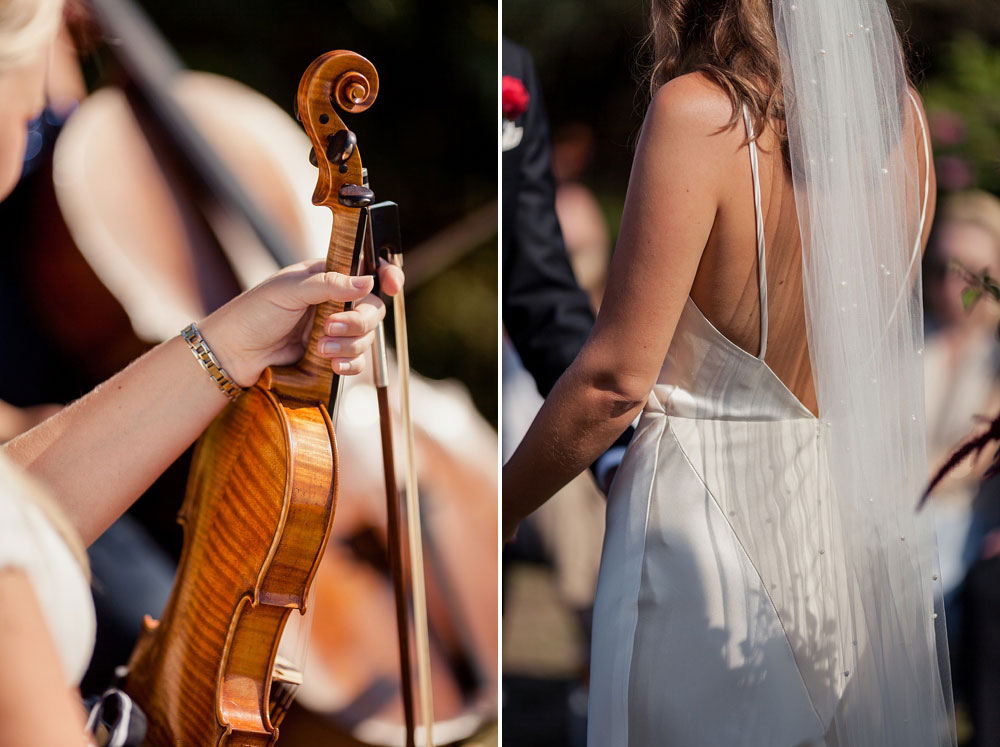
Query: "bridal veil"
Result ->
[[773, 0, 955, 742]]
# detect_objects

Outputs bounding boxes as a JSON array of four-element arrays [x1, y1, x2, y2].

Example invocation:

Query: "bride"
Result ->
[[503, 0, 956, 744]]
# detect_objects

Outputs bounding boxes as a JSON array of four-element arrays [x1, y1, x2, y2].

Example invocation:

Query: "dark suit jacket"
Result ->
[[502, 39, 631, 472], [501, 38, 594, 398]]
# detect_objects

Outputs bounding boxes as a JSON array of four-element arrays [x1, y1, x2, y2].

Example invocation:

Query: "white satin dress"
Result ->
[[587, 113, 905, 746]]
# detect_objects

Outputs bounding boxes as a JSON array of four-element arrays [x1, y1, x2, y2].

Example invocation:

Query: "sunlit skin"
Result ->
[[0, 36, 403, 744], [502, 71, 934, 541]]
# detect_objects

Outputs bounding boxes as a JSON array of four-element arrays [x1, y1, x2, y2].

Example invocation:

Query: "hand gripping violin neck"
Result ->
[[123, 51, 388, 746]]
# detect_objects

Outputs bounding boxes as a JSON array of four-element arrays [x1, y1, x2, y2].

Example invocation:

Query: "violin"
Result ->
[[123, 50, 387, 745]]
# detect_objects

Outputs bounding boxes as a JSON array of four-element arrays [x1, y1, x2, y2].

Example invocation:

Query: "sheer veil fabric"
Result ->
[[773, 0, 955, 742]]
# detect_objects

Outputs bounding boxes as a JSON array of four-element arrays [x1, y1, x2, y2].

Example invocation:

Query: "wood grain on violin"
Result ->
[[124, 51, 379, 745]]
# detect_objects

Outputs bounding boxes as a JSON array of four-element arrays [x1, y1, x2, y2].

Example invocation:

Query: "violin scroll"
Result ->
[[296, 51, 379, 208], [334, 70, 377, 112]]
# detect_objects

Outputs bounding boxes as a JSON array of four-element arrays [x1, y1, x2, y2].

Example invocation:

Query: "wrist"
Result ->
[[181, 321, 247, 398], [196, 313, 261, 389]]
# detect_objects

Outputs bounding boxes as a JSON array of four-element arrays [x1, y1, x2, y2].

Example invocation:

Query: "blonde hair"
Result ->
[[0, 0, 63, 72], [0, 451, 90, 580]]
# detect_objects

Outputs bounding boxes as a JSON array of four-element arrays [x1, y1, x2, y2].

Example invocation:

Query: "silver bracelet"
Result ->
[[181, 323, 244, 402]]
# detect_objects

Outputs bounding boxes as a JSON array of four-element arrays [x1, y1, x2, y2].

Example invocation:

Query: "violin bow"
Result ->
[[372, 201, 436, 747], [364, 198, 436, 747]]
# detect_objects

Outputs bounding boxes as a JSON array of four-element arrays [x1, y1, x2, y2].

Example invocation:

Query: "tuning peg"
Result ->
[[338, 183, 375, 208], [326, 129, 357, 166], [308, 147, 318, 167]]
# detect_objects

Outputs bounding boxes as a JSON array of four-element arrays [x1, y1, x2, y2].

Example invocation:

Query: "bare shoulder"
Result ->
[[634, 72, 744, 203], [645, 72, 741, 145], [639, 72, 747, 190]]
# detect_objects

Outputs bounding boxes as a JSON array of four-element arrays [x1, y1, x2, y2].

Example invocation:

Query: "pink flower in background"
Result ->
[[502, 76, 530, 121], [928, 109, 967, 147], [936, 155, 974, 191]]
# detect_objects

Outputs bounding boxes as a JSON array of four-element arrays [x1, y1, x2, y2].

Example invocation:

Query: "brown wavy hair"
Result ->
[[644, 0, 914, 146], [645, 0, 785, 145]]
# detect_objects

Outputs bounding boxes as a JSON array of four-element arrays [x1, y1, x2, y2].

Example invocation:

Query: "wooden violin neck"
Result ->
[[267, 201, 367, 407]]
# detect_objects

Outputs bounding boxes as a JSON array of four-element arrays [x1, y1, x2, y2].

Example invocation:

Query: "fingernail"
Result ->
[[351, 275, 373, 289], [327, 321, 347, 335], [336, 360, 351, 373], [320, 340, 341, 355]]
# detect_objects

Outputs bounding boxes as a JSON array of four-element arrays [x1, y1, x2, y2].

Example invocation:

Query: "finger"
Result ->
[[376, 259, 405, 297], [324, 295, 386, 336], [286, 257, 327, 275], [283, 271, 374, 308], [269, 257, 327, 283], [317, 330, 376, 359], [353, 295, 387, 330], [331, 354, 366, 376]]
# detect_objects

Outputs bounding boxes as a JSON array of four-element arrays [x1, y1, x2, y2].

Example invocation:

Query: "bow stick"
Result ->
[[371, 201, 436, 747], [362, 202, 417, 747], [364, 197, 435, 747]]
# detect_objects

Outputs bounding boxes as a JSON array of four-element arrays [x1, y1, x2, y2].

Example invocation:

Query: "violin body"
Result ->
[[125, 379, 338, 745]]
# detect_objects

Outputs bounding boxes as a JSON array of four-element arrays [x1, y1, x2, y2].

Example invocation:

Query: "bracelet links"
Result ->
[[181, 323, 244, 402]]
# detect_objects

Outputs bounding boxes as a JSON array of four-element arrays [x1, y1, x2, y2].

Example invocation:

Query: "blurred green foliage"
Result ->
[[406, 241, 498, 401], [922, 35, 1000, 194], [125, 0, 498, 423]]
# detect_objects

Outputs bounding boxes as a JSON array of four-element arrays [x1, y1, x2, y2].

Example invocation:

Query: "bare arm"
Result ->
[[502, 77, 732, 539], [0, 569, 90, 745], [5, 260, 403, 546]]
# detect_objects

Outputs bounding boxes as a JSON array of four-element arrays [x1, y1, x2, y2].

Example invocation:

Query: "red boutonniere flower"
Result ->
[[502, 76, 530, 121]]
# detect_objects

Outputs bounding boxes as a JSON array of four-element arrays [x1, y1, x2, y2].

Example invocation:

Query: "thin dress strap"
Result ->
[[884, 91, 933, 330], [743, 105, 768, 360], [909, 89, 931, 258]]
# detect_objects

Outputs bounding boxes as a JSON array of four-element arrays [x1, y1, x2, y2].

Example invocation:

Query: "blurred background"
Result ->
[[503, 1, 1000, 745], [0, 0, 497, 744]]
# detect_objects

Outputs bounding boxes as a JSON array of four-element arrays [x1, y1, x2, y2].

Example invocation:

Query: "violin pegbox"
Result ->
[[296, 50, 379, 209]]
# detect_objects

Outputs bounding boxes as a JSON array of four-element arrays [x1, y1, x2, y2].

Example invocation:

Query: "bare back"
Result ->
[[688, 80, 934, 416]]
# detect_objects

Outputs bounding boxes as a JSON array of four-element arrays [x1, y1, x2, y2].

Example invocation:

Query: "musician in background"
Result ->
[[0, 1, 402, 743], [0, 4, 83, 441]]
